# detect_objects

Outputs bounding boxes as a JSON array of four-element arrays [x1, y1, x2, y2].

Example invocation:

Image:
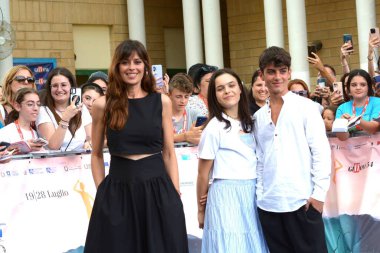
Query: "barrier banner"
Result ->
[[1, 135, 380, 253], [0, 148, 202, 253], [324, 134, 380, 252]]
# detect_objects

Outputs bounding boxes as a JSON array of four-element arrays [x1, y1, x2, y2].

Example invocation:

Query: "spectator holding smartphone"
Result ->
[[340, 42, 354, 74], [368, 29, 380, 78], [335, 69, 380, 141], [254, 46, 331, 253], [36, 67, 92, 151], [308, 52, 336, 88], [168, 73, 203, 144], [0, 88, 44, 153], [197, 68, 268, 252], [330, 73, 350, 107]]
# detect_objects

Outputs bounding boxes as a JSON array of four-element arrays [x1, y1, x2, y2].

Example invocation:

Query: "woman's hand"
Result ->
[[185, 124, 203, 144], [198, 210, 205, 229], [329, 91, 345, 106], [341, 42, 354, 59], [307, 52, 324, 72], [61, 98, 83, 122], [27, 140, 44, 151], [341, 113, 352, 120], [83, 140, 92, 151]]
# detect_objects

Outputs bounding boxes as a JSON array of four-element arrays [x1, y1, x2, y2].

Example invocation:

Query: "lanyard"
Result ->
[[352, 96, 369, 117], [198, 94, 208, 109], [174, 110, 187, 134], [15, 119, 35, 140], [352, 96, 369, 130]]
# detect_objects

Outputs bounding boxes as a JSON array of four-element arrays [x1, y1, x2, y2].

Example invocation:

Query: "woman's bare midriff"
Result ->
[[113, 152, 159, 160]]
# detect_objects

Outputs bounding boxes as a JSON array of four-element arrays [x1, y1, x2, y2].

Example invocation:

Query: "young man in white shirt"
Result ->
[[254, 46, 331, 253]]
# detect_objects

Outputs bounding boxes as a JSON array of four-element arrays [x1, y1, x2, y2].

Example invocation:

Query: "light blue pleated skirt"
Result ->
[[202, 179, 268, 253]]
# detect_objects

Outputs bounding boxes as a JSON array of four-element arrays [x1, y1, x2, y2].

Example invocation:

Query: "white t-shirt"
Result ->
[[198, 114, 257, 180], [0, 122, 37, 143], [36, 106, 92, 151]]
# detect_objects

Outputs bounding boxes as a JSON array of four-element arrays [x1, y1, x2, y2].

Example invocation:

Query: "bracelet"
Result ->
[[59, 120, 69, 129], [368, 56, 373, 61]]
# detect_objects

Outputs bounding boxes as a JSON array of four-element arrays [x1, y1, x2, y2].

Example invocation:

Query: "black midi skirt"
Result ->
[[84, 153, 189, 253]]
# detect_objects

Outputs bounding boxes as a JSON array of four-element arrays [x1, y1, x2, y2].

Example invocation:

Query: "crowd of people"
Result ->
[[0, 34, 380, 252]]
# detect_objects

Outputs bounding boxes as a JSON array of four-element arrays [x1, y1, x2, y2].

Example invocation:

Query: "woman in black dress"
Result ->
[[84, 39, 188, 253]]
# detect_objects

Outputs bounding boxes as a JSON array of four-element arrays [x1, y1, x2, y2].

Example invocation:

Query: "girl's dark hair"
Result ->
[[6, 88, 39, 126], [207, 68, 253, 133], [340, 72, 350, 102], [81, 82, 105, 96], [106, 39, 156, 130], [322, 106, 337, 117], [45, 67, 81, 135], [193, 64, 218, 91], [346, 69, 374, 97]]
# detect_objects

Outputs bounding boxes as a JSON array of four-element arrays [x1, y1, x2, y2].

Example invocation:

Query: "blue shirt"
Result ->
[[336, 96, 380, 121]]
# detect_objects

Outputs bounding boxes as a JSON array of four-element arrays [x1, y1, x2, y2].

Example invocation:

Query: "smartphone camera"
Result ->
[[195, 116, 207, 127], [371, 28, 376, 34], [308, 45, 317, 58], [343, 34, 353, 51], [317, 78, 326, 88], [70, 87, 82, 106]]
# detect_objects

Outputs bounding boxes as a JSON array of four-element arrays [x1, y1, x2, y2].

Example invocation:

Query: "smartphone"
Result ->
[[317, 78, 326, 88], [152, 65, 164, 89], [343, 34, 353, 52], [0, 141, 11, 151], [370, 27, 380, 40], [333, 82, 344, 98], [195, 116, 207, 127], [308, 44, 317, 58], [70, 87, 81, 106], [33, 137, 48, 146]]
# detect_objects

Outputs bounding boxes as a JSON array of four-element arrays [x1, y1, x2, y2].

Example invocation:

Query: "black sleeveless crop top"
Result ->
[[106, 93, 163, 155]]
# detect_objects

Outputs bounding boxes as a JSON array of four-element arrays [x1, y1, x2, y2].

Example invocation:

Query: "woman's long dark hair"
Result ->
[[44, 67, 81, 136], [106, 39, 156, 130], [207, 68, 254, 133]]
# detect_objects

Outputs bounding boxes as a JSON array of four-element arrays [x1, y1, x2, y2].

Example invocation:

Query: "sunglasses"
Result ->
[[291, 90, 308, 97], [13, 76, 35, 84], [200, 66, 218, 73]]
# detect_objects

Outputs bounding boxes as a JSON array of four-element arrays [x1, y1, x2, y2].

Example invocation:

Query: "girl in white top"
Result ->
[[0, 65, 36, 126], [0, 88, 44, 153], [196, 69, 268, 252], [36, 67, 92, 152]]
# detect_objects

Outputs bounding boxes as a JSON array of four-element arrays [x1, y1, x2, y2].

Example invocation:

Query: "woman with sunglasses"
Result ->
[[335, 69, 380, 141], [36, 67, 92, 151], [288, 79, 324, 112], [0, 65, 36, 126], [0, 88, 44, 153], [188, 64, 218, 117]]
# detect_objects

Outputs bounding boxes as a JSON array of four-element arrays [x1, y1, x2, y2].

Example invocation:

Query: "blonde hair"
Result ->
[[0, 65, 35, 107]]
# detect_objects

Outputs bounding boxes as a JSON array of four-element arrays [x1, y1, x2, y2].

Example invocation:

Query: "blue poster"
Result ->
[[13, 58, 57, 90]]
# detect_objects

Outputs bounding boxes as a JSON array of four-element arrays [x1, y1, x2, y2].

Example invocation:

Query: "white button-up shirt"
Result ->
[[253, 91, 331, 212]]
